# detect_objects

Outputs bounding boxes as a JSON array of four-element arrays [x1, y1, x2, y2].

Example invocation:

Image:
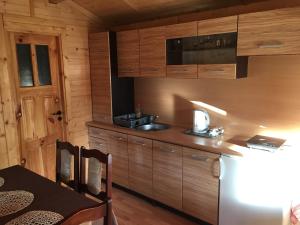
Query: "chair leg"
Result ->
[[104, 199, 112, 225]]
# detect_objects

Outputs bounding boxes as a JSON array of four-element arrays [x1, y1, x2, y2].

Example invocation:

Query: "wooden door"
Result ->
[[182, 147, 220, 225], [153, 141, 182, 210], [140, 26, 166, 77], [13, 33, 64, 181]]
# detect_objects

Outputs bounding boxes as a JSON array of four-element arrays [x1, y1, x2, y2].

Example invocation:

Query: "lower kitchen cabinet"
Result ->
[[182, 147, 220, 225], [153, 141, 183, 210], [107, 131, 129, 188], [128, 135, 153, 197], [88, 126, 221, 223]]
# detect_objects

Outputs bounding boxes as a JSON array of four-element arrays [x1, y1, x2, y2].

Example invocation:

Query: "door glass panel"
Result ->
[[36, 45, 52, 86], [16, 44, 34, 87]]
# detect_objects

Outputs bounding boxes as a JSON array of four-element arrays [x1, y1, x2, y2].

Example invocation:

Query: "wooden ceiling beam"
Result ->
[[49, 0, 65, 4]]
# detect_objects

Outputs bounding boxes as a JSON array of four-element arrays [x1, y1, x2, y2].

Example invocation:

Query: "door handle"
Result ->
[[21, 158, 26, 167], [212, 157, 224, 180], [16, 105, 22, 121]]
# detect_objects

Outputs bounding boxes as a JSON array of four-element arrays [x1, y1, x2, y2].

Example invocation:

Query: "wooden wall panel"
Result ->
[[0, 0, 102, 168], [2, 0, 31, 16], [135, 55, 300, 142], [62, 25, 92, 147], [0, 87, 9, 169], [0, 15, 20, 168]]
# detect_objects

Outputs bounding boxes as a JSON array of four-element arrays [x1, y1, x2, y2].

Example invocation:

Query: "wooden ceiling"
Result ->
[[71, 0, 268, 26]]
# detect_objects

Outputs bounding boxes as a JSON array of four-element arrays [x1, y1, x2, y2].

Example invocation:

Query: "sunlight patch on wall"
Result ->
[[190, 101, 227, 116]]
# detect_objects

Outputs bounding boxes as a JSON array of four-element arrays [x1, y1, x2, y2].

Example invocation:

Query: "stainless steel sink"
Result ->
[[136, 123, 170, 131]]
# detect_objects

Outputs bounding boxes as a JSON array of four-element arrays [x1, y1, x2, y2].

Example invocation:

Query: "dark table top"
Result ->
[[0, 165, 100, 224]]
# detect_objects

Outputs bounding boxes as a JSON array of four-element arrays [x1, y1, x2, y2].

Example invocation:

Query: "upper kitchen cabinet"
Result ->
[[166, 22, 198, 79], [166, 16, 247, 79], [140, 26, 166, 77], [117, 30, 140, 77], [238, 8, 300, 56], [197, 16, 246, 79]]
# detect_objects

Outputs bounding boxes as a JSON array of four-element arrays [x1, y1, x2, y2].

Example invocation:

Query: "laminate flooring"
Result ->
[[112, 187, 201, 225]]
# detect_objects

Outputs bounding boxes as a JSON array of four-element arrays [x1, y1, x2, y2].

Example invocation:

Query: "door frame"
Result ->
[[9, 32, 68, 166]]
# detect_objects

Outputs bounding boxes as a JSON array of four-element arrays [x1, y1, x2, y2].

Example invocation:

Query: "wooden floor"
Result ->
[[112, 187, 200, 225]]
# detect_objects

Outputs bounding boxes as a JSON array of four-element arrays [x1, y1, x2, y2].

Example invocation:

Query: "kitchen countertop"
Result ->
[[87, 121, 249, 156]]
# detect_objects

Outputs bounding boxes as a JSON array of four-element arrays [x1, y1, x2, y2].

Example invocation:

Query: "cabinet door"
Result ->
[[197, 16, 237, 35], [183, 148, 220, 225], [88, 127, 110, 178], [117, 30, 140, 77], [88, 127, 110, 140], [165, 21, 197, 39], [107, 131, 129, 188], [140, 26, 166, 77], [89, 135, 108, 178], [153, 141, 182, 210], [128, 135, 153, 197], [167, 65, 198, 79], [89, 33, 113, 124], [89, 136, 108, 153], [238, 8, 300, 56], [198, 64, 236, 79]]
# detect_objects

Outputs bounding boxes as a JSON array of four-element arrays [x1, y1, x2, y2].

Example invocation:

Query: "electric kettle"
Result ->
[[193, 110, 210, 133]]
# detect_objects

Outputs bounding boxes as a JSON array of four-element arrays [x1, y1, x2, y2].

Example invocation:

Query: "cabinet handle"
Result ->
[[145, 68, 159, 72], [190, 154, 209, 162], [114, 136, 126, 141], [212, 157, 223, 179], [257, 41, 283, 49], [159, 147, 176, 153], [133, 141, 146, 146], [207, 68, 224, 72]]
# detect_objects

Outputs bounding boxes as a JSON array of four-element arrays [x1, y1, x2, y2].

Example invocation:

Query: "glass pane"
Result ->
[[16, 44, 34, 87], [36, 45, 52, 86]]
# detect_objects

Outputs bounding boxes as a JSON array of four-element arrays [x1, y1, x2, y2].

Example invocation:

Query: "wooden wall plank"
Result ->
[[0, 86, 9, 169], [3, 0, 31, 17], [0, 15, 20, 166], [61, 25, 92, 147]]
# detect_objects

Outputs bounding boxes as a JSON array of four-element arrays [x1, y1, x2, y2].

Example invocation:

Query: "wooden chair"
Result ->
[[80, 146, 115, 225], [56, 140, 80, 192]]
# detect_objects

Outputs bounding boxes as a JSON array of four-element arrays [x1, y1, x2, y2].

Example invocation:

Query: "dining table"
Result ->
[[0, 165, 106, 225]]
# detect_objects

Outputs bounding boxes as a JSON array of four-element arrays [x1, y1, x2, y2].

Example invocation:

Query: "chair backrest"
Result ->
[[56, 140, 80, 191], [80, 147, 113, 225], [79, 147, 112, 200]]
